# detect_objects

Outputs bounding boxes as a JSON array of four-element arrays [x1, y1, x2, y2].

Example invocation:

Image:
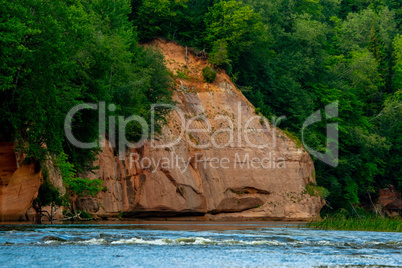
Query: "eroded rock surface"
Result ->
[[77, 40, 325, 221], [0, 142, 42, 221], [379, 185, 402, 212]]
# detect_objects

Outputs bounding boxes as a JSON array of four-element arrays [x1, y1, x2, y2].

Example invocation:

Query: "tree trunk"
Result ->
[[185, 46, 188, 66]]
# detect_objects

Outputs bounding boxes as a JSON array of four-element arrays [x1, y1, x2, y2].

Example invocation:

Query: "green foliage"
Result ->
[[78, 211, 93, 219], [0, 0, 172, 210], [131, 0, 189, 40], [202, 66, 217, 83], [175, 68, 190, 79], [393, 34, 402, 90], [64, 177, 104, 197], [204, 0, 269, 65], [307, 213, 402, 232], [2, 0, 402, 214], [32, 162, 65, 211], [33, 178, 64, 210], [304, 183, 330, 199], [0, 0, 172, 163], [209, 39, 231, 68]]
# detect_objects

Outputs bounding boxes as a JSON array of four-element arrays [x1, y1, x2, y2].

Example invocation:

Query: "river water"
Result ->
[[0, 221, 401, 267]]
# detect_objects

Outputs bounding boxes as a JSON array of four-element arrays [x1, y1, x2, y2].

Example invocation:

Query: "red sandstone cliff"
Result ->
[[76, 40, 325, 221]]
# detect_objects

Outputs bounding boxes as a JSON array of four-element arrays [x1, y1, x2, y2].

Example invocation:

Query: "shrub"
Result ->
[[209, 39, 231, 68], [64, 177, 105, 197], [305, 183, 330, 198], [79, 211, 92, 219], [202, 66, 217, 83]]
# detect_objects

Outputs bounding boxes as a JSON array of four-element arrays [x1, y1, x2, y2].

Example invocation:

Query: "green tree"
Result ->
[[204, 0, 269, 65], [0, 0, 172, 210]]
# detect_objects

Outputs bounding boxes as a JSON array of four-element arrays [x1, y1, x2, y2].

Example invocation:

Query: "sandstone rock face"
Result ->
[[0, 142, 65, 221], [378, 185, 402, 212], [78, 40, 325, 221], [0, 142, 42, 221]]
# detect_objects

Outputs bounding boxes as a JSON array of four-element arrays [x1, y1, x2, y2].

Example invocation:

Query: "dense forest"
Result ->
[[1, 0, 401, 213]]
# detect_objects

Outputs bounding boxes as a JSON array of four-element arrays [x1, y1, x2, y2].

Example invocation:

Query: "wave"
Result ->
[[110, 237, 288, 246], [36, 236, 289, 246], [102, 238, 402, 248], [3, 235, 401, 249], [43, 238, 107, 245]]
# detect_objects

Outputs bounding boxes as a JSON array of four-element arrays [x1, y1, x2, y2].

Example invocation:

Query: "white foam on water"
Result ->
[[111, 237, 215, 245], [49, 237, 401, 249], [111, 237, 172, 245], [247, 240, 287, 246], [43, 240, 59, 245], [316, 240, 336, 246], [110, 237, 288, 246], [76, 238, 107, 245]]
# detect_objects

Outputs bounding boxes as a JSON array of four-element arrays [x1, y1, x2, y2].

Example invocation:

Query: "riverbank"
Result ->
[[0, 220, 304, 230], [307, 215, 402, 232]]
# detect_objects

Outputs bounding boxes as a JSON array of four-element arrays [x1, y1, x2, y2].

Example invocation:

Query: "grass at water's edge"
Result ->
[[307, 215, 402, 232]]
